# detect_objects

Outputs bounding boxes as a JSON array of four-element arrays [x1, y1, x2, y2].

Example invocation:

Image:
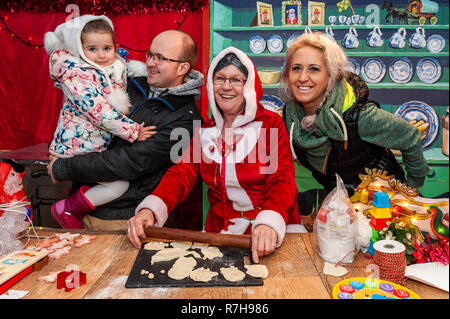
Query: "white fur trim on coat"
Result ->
[[107, 88, 132, 115], [135, 195, 168, 227], [286, 224, 308, 233], [251, 210, 287, 247], [44, 31, 65, 55], [127, 60, 148, 78]]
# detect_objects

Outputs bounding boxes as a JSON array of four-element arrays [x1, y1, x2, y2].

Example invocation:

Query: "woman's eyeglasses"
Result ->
[[146, 50, 184, 63], [213, 76, 246, 87]]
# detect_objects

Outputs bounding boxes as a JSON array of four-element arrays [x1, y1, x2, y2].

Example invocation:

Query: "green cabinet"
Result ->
[[209, 0, 449, 200]]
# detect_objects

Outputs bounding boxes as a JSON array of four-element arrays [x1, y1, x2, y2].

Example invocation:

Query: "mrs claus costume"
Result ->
[[136, 47, 304, 246]]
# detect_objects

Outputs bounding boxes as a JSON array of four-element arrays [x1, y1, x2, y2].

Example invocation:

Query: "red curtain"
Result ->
[[0, 11, 206, 150]]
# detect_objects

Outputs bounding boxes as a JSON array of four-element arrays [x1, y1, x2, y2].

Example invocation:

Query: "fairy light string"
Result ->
[[1, 5, 193, 51]]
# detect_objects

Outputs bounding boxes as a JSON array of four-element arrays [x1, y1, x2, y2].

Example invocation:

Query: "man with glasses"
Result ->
[[47, 30, 204, 231]]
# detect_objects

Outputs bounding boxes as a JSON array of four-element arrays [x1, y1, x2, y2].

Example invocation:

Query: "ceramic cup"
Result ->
[[351, 14, 360, 25], [367, 26, 383, 47], [389, 27, 407, 49], [338, 15, 347, 25], [328, 15, 337, 25], [358, 15, 365, 25], [342, 27, 359, 49], [409, 26, 427, 49]]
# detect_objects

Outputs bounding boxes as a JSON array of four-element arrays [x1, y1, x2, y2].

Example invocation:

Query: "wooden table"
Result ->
[[9, 230, 449, 299]]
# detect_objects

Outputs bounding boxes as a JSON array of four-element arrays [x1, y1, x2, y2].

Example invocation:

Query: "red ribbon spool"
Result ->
[[373, 240, 407, 285]]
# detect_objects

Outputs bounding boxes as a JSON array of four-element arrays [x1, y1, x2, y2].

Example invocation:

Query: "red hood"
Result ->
[[207, 47, 265, 130]]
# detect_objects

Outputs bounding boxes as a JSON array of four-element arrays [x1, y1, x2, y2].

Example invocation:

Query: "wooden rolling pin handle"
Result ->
[[144, 226, 252, 249]]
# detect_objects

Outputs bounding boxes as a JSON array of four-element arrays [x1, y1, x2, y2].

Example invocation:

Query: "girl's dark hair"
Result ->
[[213, 53, 248, 78], [81, 19, 116, 46]]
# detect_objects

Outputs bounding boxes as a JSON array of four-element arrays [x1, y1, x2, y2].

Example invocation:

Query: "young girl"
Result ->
[[44, 15, 154, 229]]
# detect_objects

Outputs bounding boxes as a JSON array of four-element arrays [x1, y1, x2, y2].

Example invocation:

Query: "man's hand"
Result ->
[[251, 224, 278, 264], [47, 155, 61, 184], [137, 122, 157, 141], [127, 208, 155, 248]]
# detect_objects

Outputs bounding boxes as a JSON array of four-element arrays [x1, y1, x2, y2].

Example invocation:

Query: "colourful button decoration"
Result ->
[[338, 292, 353, 299], [349, 280, 364, 290], [380, 283, 395, 293], [332, 277, 421, 299], [365, 279, 379, 289], [394, 289, 410, 298], [340, 284, 355, 293]]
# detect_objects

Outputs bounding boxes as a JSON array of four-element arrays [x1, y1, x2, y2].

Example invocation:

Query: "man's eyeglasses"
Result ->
[[146, 50, 184, 64], [213, 76, 247, 87]]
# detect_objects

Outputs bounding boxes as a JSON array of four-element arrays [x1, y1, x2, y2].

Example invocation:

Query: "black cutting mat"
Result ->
[[125, 242, 263, 288]]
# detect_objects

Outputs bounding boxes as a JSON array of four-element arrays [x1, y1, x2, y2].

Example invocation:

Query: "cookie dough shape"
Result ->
[[144, 242, 168, 250], [323, 262, 348, 277], [151, 247, 201, 265], [199, 246, 223, 260], [244, 264, 268, 279], [170, 241, 192, 250], [220, 266, 246, 282], [168, 256, 197, 280], [190, 267, 219, 282]]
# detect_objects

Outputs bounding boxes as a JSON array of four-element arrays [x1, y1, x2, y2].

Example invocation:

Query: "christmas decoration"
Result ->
[[0, 162, 32, 221], [412, 234, 449, 265], [378, 219, 418, 264], [0, 0, 208, 15], [351, 168, 449, 242]]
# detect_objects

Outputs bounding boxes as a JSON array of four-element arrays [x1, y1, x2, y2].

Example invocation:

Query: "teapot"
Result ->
[[409, 27, 427, 49], [366, 26, 383, 47], [389, 27, 406, 49], [342, 27, 359, 49]]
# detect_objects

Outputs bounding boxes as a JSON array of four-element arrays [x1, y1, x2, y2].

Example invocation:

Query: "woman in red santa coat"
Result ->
[[127, 47, 304, 263]]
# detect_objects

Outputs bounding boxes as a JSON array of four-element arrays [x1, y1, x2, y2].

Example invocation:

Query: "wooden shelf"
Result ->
[[235, 51, 449, 58], [261, 82, 449, 90], [213, 25, 450, 32]]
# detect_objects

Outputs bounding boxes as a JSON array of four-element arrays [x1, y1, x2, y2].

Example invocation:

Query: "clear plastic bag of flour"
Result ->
[[313, 174, 357, 264]]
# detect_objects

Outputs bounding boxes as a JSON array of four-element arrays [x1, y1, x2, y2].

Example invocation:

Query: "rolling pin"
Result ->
[[144, 226, 251, 249]]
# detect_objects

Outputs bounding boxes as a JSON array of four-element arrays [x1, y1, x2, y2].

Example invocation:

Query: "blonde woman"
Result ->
[[281, 32, 428, 215]]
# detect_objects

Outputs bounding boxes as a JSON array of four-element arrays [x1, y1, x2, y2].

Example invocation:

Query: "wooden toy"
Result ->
[[332, 277, 421, 299], [0, 250, 48, 294]]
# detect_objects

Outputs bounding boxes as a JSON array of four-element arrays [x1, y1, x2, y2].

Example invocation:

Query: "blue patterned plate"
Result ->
[[394, 101, 439, 148], [260, 95, 285, 116], [416, 57, 441, 84], [361, 58, 386, 83], [427, 34, 445, 53], [249, 35, 266, 54], [345, 58, 360, 75], [389, 57, 413, 84], [267, 34, 284, 54]]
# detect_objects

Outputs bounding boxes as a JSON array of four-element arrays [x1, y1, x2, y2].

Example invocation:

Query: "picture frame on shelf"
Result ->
[[257, 1, 274, 26], [308, 1, 325, 25], [282, 1, 302, 26]]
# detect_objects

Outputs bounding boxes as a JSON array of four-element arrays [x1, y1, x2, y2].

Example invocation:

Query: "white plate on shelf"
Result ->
[[287, 33, 301, 48], [345, 58, 360, 75], [389, 57, 414, 84], [394, 101, 439, 148], [259, 95, 285, 116], [267, 34, 284, 53], [427, 34, 445, 53], [416, 57, 441, 84], [249, 35, 266, 54], [361, 58, 386, 83]]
